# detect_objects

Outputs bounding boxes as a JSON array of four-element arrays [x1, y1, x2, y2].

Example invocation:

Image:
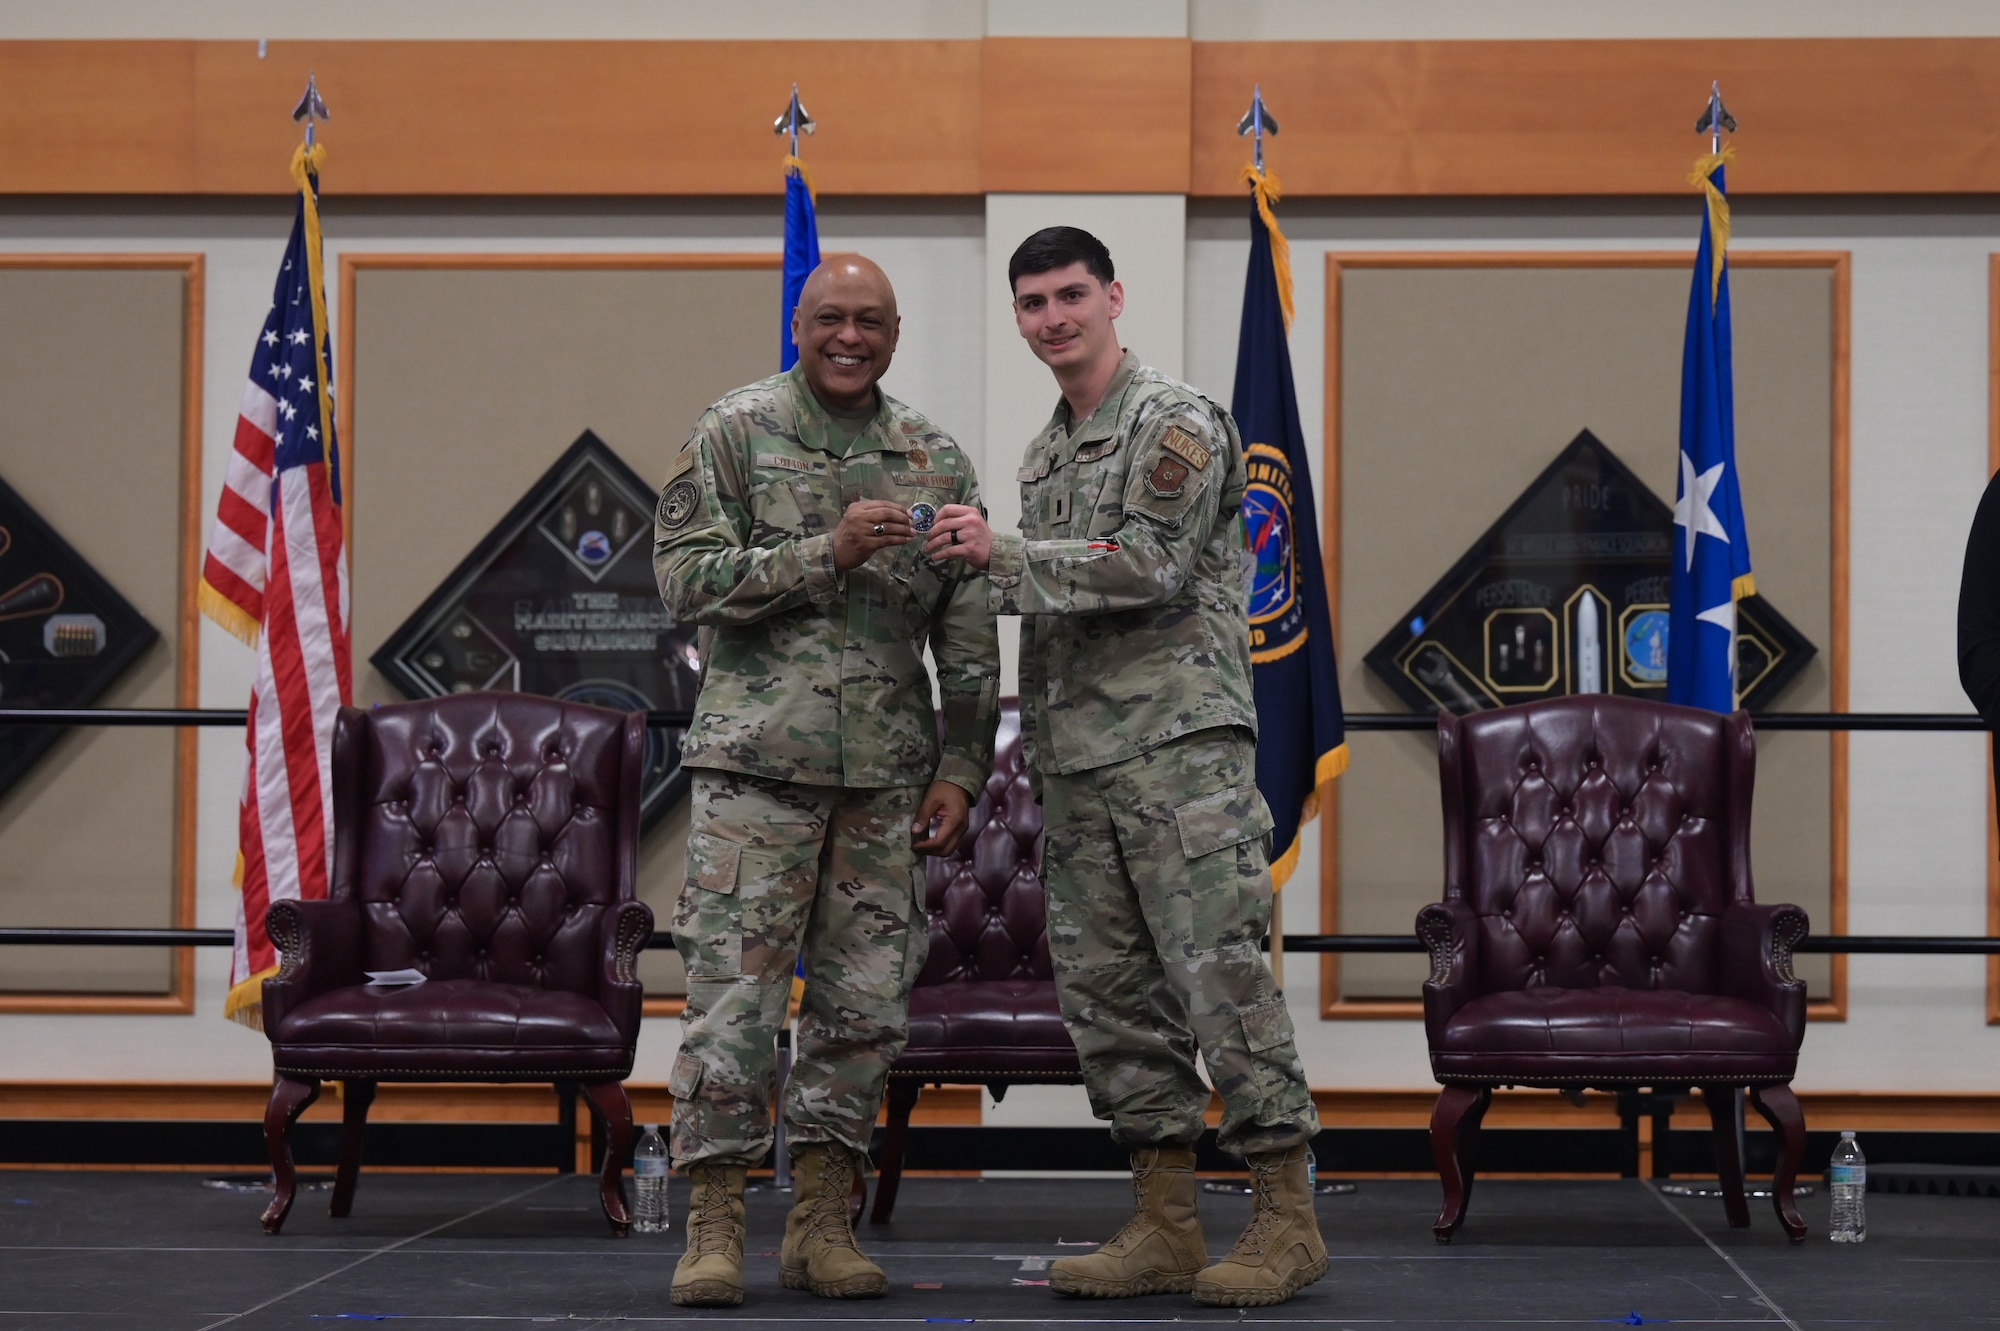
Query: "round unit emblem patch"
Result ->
[[1242, 442, 1304, 664], [1623, 609, 1670, 684], [908, 501, 938, 532], [659, 479, 698, 529], [576, 530, 612, 564]]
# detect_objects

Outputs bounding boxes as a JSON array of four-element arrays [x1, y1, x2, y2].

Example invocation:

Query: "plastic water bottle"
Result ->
[[1827, 1131, 1866, 1242], [633, 1124, 670, 1234]]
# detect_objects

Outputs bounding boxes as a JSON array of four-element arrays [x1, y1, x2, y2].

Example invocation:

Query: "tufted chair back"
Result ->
[[331, 692, 644, 995], [915, 700, 1049, 985], [1439, 694, 1754, 997]]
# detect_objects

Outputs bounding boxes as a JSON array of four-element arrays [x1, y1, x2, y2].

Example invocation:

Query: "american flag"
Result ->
[[198, 146, 352, 1026]]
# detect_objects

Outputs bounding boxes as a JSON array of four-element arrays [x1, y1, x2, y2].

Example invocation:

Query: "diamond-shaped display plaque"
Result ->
[[1363, 430, 1815, 715], [0, 471, 160, 803], [371, 432, 699, 826]]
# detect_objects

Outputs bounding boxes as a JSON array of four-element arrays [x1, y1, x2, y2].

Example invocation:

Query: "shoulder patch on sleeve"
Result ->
[[664, 445, 697, 484], [658, 474, 701, 530], [1159, 426, 1211, 472]]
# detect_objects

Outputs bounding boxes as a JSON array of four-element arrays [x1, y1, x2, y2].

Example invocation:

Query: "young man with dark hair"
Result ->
[[926, 226, 1326, 1308]]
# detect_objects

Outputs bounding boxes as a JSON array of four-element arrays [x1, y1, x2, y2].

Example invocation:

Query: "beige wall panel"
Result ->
[[1334, 261, 1835, 1002], [348, 263, 779, 993], [0, 269, 185, 993]]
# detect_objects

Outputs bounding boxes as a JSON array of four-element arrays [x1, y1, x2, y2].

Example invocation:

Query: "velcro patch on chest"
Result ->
[[754, 452, 827, 475], [1145, 455, 1192, 498], [894, 472, 958, 490], [1159, 427, 1211, 472]]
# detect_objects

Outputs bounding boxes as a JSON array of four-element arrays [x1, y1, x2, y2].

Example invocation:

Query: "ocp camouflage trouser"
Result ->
[[667, 768, 928, 1170], [1040, 726, 1319, 1157]]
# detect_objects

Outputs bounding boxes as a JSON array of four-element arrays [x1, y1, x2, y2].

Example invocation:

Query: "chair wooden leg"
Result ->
[[329, 1079, 376, 1219], [1430, 1084, 1491, 1243], [869, 1080, 921, 1224], [1699, 1085, 1751, 1229], [1750, 1084, 1809, 1242], [259, 1075, 321, 1235], [580, 1080, 634, 1238]]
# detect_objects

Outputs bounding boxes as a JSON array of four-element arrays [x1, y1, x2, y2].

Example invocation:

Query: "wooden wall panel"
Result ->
[[189, 40, 983, 196], [1192, 39, 2000, 197], [980, 38, 1191, 193], [0, 42, 198, 192], [3, 37, 2000, 196]]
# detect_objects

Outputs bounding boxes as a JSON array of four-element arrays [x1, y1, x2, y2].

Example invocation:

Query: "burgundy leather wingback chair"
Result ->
[[868, 700, 1083, 1222], [259, 693, 654, 1236], [1420, 695, 1808, 1243]]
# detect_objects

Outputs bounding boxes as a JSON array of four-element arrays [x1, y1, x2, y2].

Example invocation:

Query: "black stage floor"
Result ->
[[3, 1168, 1995, 1329]]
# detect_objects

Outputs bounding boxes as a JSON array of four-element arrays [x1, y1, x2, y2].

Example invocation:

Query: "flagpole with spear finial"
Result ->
[[1235, 83, 1290, 992], [1237, 85, 1293, 331], [774, 83, 817, 187]]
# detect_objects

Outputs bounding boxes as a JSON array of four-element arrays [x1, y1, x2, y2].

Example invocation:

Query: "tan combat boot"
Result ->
[[1193, 1144, 1328, 1306], [780, 1143, 888, 1299], [670, 1162, 747, 1307], [1050, 1146, 1207, 1298]]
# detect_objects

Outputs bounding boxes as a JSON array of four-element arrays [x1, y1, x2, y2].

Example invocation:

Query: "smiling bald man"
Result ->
[[652, 256, 999, 1308]]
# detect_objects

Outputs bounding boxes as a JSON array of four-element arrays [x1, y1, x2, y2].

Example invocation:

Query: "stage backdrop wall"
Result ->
[[0, 265, 191, 997], [1327, 257, 1839, 1010], [346, 260, 781, 1000]]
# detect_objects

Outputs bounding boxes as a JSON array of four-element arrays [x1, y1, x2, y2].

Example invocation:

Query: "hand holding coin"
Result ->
[[832, 500, 915, 572]]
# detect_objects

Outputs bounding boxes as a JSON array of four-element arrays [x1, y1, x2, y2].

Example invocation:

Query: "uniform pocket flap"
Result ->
[[1173, 784, 1275, 859], [667, 1048, 705, 1098], [687, 830, 742, 894], [1238, 996, 1293, 1055]]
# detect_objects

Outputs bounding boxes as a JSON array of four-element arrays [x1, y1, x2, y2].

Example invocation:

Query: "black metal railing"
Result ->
[[1, 706, 1994, 959]]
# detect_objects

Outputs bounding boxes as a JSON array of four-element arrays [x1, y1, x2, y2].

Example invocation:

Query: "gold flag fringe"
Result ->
[[783, 154, 817, 201], [197, 579, 261, 647], [1688, 145, 1735, 307], [1268, 742, 1350, 890], [1240, 164, 1294, 332]]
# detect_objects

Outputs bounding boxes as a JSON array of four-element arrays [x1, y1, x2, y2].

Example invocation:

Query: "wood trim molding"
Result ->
[[1192, 39, 2000, 198], [1321, 249, 1851, 1022], [336, 253, 774, 1017], [0, 254, 204, 1015], [9, 38, 2000, 196]]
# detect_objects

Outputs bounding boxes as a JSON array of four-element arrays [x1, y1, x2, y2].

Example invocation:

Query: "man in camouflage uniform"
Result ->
[[927, 227, 1325, 1308], [655, 255, 999, 1307]]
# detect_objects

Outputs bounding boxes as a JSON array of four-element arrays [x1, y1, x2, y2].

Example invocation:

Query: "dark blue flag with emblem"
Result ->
[[1232, 169, 1348, 887], [779, 153, 821, 370], [1668, 146, 1755, 712]]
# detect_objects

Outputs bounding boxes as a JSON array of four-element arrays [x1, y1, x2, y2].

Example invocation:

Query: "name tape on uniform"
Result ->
[[1159, 427, 1211, 472]]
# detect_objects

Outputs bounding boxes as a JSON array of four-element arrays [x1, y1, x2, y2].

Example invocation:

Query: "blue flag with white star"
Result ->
[[1668, 151, 1755, 712], [779, 159, 821, 370]]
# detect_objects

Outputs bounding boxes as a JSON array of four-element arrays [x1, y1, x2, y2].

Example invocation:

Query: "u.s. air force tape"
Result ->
[[1159, 426, 1211, 471]]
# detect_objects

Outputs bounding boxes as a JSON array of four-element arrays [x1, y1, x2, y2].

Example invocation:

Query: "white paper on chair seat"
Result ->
[[364, 968, 428, 987]]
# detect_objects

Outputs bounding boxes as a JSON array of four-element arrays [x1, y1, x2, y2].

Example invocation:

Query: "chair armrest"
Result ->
[[261, 898, 363, 1035], [1417, 901, 1481, 1047], [597, 900, 655, 1044], [1719, 902, 1809, 1045]]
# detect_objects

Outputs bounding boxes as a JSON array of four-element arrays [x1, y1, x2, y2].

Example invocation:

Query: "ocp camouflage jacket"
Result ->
[[654, 367, 1000, 796], [987, 352, 1258, 775]]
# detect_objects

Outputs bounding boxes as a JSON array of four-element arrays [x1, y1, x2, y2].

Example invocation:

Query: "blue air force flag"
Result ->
[[779, 156, 822, 370], [1668, 150, 1755, 713], [1233, 180, 1348, 888]]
